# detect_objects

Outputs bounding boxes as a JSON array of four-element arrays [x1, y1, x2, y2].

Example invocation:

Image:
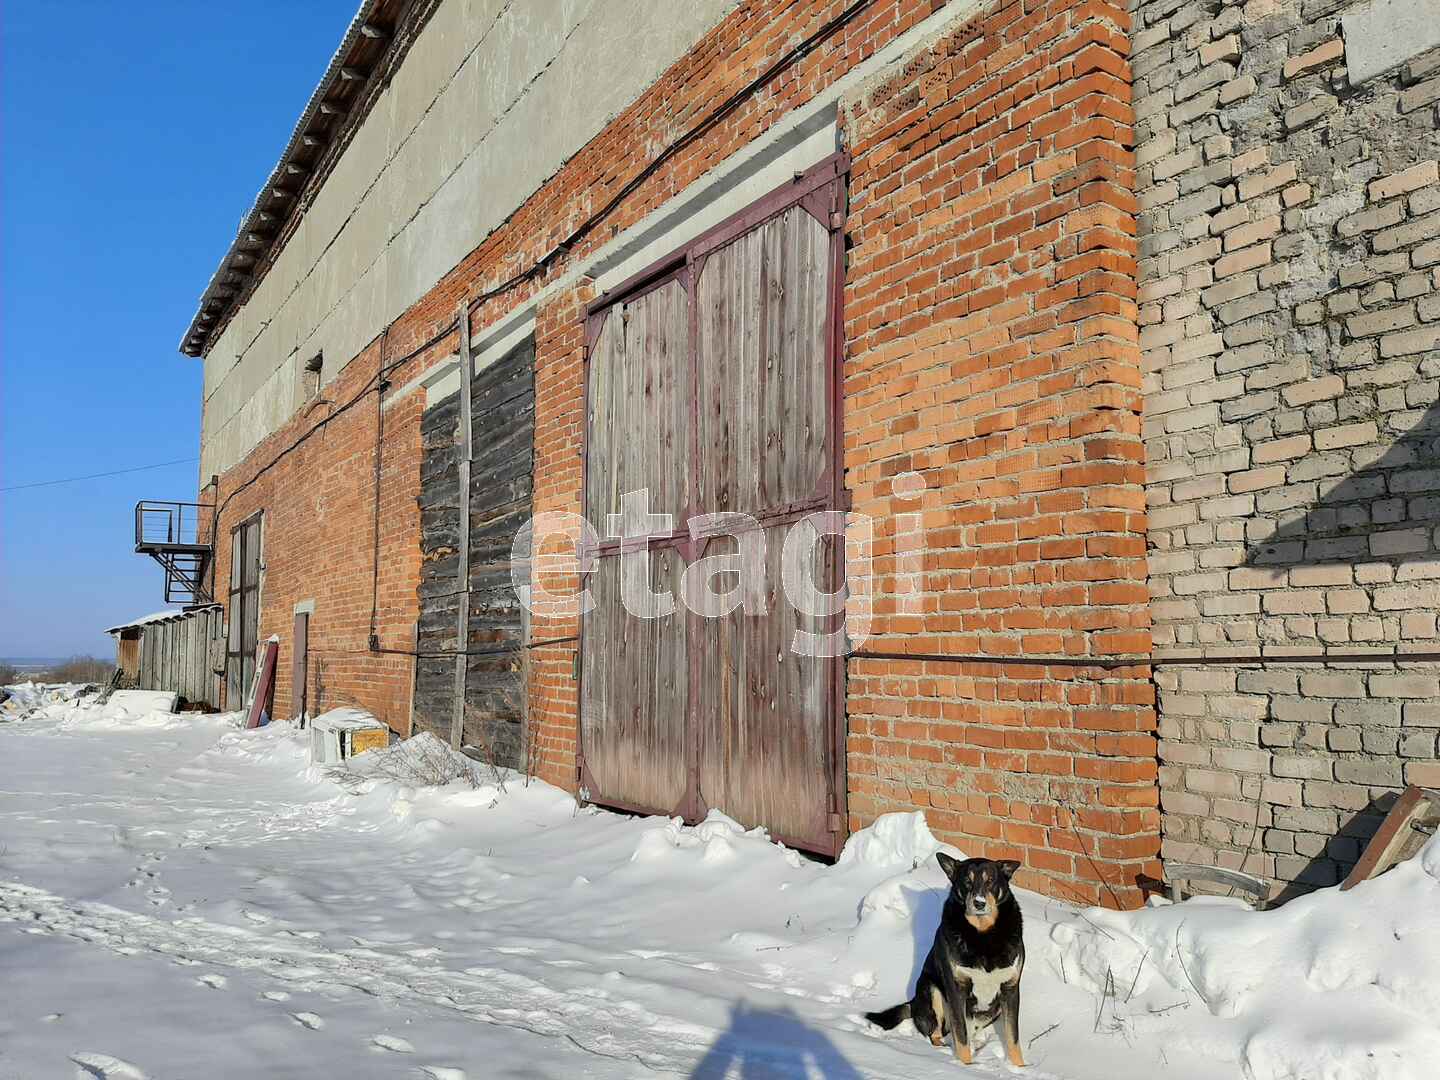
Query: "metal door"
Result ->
[[226, 514, 262, 707], [580, 155, 847, 854]]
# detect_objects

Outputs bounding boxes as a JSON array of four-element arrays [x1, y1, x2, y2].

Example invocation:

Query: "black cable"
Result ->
[[364, 642, 1440, 668], [462, 0, 878, 315], [205, 1, 883, 637], [203, 318, 458, 600], [1, 457, 198, 492], [527, 634, 580, 649], [336, 634, 580, 660]]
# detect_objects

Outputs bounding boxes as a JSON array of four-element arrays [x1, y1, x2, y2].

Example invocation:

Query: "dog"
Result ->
[[865, 854, 1026, 1067]]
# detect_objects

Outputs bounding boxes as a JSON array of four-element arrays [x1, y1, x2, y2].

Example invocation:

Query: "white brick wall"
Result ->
[[1133, 0, 1440, 896]]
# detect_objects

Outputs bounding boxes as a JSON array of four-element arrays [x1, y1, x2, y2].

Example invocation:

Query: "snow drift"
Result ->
[[1048, 835, 1440, 1079], [2, 688, 1438, 1079]]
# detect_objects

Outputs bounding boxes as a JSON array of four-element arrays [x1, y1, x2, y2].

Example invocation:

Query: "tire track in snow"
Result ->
[[0, 880, 716, 1075]]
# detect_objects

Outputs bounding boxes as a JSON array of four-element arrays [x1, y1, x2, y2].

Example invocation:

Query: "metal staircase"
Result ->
[[135, 501, 214, 604]]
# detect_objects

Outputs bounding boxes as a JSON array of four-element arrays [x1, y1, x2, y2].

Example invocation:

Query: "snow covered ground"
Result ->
[[2, 688, 1437, 1079]]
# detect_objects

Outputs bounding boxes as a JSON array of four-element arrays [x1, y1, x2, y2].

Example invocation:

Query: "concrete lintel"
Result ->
[[1343, 0, 1440, 85]]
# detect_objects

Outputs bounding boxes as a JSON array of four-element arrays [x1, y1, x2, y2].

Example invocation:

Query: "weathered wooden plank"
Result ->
[[586, 310, 618, 527], [138, 629, 150, 690], [414, 326, 535, 762], [180, 619, 193, 705], [194, 614, 205, 707], [696, 523, 832, 843], [165, 622, 176, 695], [206, 609, 221, 709], [188, 618, 199, 705], [581, 552, 688, 811], [695, 207, 829, 517], [468, 410, 534, 478]]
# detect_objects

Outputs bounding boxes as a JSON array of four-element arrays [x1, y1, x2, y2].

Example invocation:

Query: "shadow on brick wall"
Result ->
[[1245, 403, 1440, 569], [1242, 402, 1437, 899], [1270, 795, 1400, 904]]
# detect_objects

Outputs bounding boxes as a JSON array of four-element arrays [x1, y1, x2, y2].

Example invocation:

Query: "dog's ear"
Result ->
[[935, 852, 962, 882], [997, 859, 1021, 881]]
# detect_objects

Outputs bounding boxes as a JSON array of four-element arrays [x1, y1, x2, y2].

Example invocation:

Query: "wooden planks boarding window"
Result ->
[[580, 154, 848, 855]]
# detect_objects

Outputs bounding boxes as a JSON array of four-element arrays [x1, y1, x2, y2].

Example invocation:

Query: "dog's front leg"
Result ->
[[999, 980, 1025, 1068], [938, 964, 974, 1065], [924, 983, 948, 1047]]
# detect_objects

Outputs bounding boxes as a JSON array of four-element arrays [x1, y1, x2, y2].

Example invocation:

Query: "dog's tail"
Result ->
[[864, 1001, 911, 1030]]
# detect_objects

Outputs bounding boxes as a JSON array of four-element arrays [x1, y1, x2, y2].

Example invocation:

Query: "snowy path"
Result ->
[[3, 691, 1436, 1079], [1, 878, 743, 1074]]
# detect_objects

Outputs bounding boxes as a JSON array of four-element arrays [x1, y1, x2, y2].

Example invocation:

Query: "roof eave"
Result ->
[[177, 0, 394, 359]]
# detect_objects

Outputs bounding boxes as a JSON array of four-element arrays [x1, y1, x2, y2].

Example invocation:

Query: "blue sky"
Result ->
[[1, 2, 352, 658]]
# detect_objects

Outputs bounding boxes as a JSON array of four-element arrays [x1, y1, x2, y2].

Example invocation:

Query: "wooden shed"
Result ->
[[104, 607, 224, 710]]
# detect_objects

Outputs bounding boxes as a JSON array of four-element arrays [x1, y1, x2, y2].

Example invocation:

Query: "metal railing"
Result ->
[[135, 501, 210, 549]]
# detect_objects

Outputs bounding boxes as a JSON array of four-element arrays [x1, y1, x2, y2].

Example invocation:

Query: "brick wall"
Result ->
[[1134, 0, 1440, 896], [838, 0, 1157, 907], [519, 0, 1157, 905], [206, 0, 1157, 907], [523, 285, 592, 791], [205, 330, 431, 730]]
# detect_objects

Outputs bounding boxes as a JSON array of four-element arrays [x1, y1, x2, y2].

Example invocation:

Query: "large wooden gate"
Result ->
[[580, 155, 847, 855]]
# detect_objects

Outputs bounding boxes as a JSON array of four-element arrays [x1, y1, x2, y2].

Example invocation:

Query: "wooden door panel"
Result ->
[[226, 517, 262, 708], [580, 550, 689, 813], [585, 279, 690, 532], [696, 206, 831, 518], [581, 160, 846, 854], [694, 522, 836, 847]]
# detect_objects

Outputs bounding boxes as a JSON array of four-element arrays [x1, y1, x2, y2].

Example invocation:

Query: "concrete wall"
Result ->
[[1134, 0, 1440, 896], [199, 0, 739, 481]]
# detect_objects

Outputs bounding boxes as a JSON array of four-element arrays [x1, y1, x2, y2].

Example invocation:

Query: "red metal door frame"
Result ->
[[578, 151, 850, 856]]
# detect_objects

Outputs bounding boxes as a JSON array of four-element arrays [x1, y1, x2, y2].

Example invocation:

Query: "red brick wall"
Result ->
[[206, 333, 428, 730], [525, 284, 594, 789], [206, 0, 1155, 906], [837, 1, 1156, 905]]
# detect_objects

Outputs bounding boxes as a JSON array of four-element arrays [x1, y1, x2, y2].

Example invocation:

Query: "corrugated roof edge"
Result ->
[[176, 0, 383, 358], [104, 605, 222, 636]]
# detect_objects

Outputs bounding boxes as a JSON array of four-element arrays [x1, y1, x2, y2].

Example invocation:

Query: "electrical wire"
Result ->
[[207, 318, 459, 540], [203, 0, 884, 642], [1, 457, 198, 493]]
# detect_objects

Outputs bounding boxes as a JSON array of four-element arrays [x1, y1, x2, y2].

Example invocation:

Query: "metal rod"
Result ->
[[848, 649, 1440, 668], [451, 303, 474, 751]]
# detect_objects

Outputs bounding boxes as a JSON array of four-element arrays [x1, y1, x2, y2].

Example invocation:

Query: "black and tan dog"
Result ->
[[866, 855, 1026, 1067]]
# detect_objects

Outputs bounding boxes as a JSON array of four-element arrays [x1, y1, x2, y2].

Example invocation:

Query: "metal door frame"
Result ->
[[578, 151, 850, 855]]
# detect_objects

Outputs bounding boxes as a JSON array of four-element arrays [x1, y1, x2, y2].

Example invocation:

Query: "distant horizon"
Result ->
[[4, 655, 110, 663]]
